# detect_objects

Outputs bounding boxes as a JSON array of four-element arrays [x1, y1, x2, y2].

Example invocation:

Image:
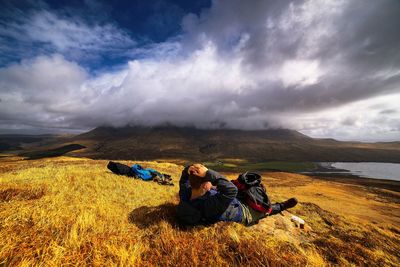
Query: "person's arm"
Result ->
[[189, 166, 238, 201], [201, 169, 238, 222], [179, 166, 191, 201], [205, 169, 238, 200]]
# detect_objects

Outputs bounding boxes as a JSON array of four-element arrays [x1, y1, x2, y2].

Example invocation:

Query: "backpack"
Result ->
[[232, 172, 272, 214], [107, 161, 136, 177], [131, 164, 160, 181], [107, 162, 173, 185]]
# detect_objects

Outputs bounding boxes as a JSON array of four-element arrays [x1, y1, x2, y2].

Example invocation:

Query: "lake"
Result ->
[[320, 162, 400, 181]]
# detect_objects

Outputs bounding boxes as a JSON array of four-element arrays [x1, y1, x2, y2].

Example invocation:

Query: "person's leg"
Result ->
[[269, 203, 283, 215], [241, 198, 299, 224], [269, 198, 298, 215], [240, 202, 267, 226]]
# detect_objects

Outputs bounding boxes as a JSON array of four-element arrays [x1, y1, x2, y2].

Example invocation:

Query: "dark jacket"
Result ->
[[177, 166, 243, 225]]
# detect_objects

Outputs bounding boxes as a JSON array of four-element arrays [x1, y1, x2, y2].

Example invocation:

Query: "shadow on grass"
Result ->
[[20, 144, 86, 160], [0, 187, 46, 202], [128, 203, 185, 229]]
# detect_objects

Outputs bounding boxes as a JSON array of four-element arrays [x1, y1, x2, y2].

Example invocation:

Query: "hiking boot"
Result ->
[[280, 198, 298, 211]]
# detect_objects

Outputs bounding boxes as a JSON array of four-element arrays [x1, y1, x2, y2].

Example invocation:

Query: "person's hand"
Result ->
[[188, 163, 208, 177]]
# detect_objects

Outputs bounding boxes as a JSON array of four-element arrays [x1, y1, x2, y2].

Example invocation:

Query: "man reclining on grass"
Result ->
[[177, 164, 298, 226]]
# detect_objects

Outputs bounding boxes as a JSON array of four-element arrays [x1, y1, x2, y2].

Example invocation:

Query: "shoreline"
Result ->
[[301, 162, 400, 181], [302, 172, 400, 193], [297, 162, 400, 193]]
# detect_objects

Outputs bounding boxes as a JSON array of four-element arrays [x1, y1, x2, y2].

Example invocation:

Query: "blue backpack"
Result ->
[[131, 164, 161, 181]]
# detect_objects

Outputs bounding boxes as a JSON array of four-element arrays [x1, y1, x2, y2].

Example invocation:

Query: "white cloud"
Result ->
[[1, 46, 399, 141], [26, 11, 135, 51], [0, 55, 87, 129], [295, 93, 400, 141], [0, 9, 136, 63], [279, 60, 322, 88]]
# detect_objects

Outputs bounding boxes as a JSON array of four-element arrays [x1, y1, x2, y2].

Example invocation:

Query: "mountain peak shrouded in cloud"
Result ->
[[0, 0, 399, 141]]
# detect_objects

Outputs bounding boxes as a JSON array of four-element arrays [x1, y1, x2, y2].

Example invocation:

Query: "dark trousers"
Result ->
[[241, 202, 284, 225]]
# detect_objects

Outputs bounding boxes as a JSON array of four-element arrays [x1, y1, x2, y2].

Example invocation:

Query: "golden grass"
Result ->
[[0, 156, 399, 266]]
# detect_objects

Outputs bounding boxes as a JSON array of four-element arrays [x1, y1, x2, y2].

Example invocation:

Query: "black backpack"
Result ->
[[107, 161, 136, 177], [232, 172, 272, 214]]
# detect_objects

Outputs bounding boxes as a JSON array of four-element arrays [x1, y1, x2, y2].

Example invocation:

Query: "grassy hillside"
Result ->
[[0, 156, 399, 266], [204, 160, 318, 172]]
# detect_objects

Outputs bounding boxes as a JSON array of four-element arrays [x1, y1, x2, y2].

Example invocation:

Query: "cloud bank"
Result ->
[[0, 0, 400, 141]]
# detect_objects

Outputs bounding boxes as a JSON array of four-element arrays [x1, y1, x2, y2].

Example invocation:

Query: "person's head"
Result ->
[[189, 173, 212, 193]]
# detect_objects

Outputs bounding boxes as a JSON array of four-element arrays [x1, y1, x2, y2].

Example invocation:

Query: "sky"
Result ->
[[0, 0, 399, 141]]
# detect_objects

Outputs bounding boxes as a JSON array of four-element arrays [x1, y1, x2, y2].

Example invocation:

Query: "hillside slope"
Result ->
[[0, 156, 399, 266]]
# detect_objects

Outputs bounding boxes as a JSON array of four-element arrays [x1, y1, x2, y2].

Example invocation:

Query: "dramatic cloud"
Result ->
[[0, 0, 400, 141], [0, 8, 136, 65]]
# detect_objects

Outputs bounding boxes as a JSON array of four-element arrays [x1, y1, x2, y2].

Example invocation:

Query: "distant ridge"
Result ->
[[77, 125, 312, 141], [0, 134, 56, 151], [64, 126, 400, 163]]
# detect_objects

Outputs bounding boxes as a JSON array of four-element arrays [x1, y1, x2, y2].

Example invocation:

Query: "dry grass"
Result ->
[[0, 156, 399, 266]]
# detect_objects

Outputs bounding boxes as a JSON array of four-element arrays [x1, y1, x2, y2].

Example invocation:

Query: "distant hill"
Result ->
[[0, 134, 56, 151], [59, 126, 400, 163]]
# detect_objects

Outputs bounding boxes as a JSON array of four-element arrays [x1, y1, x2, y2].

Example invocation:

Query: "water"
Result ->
[[325, 162, 400, 181]]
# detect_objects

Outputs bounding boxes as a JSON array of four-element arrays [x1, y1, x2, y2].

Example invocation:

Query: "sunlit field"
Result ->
[[0, 156, 399, 266]]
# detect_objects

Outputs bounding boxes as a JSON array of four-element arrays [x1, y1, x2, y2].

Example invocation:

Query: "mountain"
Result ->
[[59, 126, 400, 163]]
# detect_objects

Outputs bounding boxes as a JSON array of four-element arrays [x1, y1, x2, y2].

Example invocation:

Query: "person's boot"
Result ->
[[280, 198, 298, 211]]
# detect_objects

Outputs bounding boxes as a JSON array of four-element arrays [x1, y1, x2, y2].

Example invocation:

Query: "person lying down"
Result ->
[[177, 164, 298, 226]]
